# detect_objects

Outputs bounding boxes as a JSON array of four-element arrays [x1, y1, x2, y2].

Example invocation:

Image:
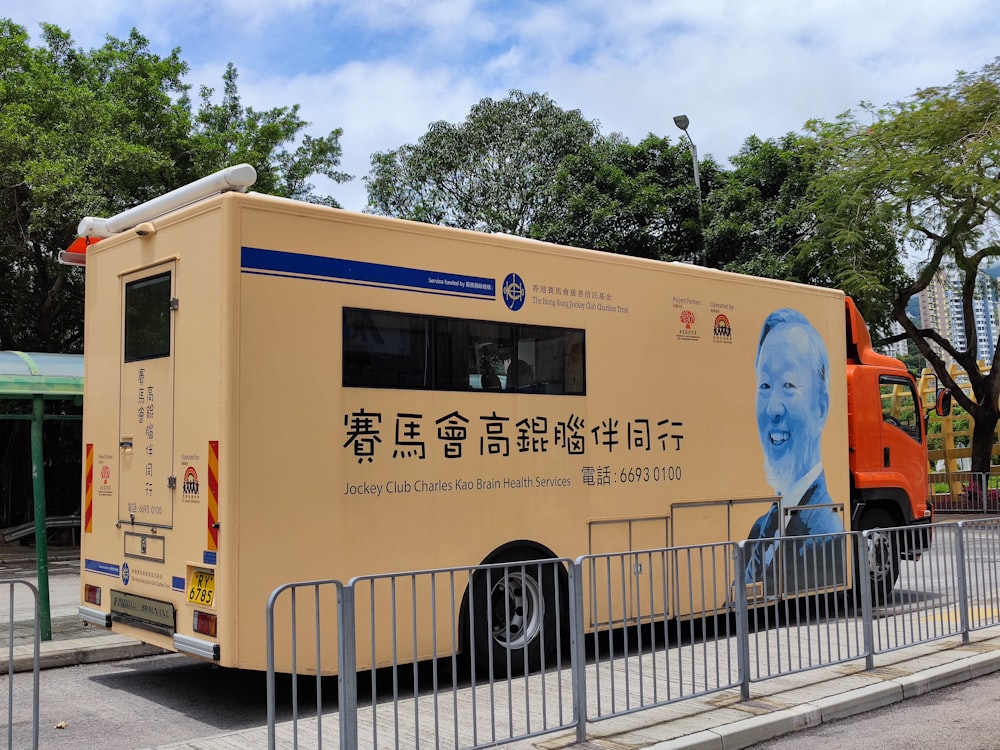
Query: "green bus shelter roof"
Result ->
[[0, 351, 83, 398]]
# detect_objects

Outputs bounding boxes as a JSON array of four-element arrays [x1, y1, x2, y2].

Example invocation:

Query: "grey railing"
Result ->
[[2, 579, 40, 750], [930, 471, 1000, 513], [266, 520, 1000, 749]]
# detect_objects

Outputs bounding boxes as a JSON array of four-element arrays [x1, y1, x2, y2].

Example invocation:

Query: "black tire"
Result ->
[[857, 508, 900, 605], [467, 549, 559, 677]]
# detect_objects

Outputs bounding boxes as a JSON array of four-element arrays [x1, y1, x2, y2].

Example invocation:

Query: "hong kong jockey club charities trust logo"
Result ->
[[121, 562, 130, 586], [502, 273, 525, 311]]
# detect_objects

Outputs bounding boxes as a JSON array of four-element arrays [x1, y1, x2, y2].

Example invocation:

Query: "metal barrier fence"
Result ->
[[930, 470, 1000, 512], [578, 542, 742, 720], [266, 521, 1000, 750], [735, 532, 867, 691], [2, 579, 40, 750]]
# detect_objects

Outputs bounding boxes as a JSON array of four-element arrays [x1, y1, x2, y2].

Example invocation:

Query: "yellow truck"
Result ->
[[72, 166, 933, 673]]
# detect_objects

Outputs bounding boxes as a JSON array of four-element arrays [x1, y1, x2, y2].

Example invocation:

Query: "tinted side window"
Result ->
[[124, 273, 171, 362], [343, 307, 585, 395], [343, 308, 430, 389]]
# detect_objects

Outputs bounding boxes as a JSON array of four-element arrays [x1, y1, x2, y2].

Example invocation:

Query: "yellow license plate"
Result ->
[[187, 570, 215, 606]]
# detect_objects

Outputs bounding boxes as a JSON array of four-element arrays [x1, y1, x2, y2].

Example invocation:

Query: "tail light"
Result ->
[[84, 584, 101, 606], [193, 610, 217, 637]]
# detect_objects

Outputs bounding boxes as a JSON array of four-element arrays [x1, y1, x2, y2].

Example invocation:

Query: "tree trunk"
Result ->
[[970, 403, 1000, 475]]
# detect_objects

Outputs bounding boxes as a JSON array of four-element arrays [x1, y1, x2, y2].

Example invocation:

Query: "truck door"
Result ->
[[878, 374, 924, 496], [119, 264, 176, 535]]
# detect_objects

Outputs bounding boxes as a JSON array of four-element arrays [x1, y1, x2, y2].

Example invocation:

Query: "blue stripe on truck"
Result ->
[[241, 246, 496, 300], [85, 558, 120, 578]]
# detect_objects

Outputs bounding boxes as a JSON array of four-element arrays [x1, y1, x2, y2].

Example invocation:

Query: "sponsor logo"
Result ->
[[677, 310, 699, 341], [713, 313, 733, 342], [182, 466, 200, 497], [502, 273, 526, 311]]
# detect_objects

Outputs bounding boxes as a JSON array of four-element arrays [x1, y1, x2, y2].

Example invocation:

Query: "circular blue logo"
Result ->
[[502, 273, 526, 311], [121, 562, 130, 586]]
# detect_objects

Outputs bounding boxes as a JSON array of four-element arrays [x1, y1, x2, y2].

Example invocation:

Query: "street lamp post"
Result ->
[[673, 114, 704, 265]]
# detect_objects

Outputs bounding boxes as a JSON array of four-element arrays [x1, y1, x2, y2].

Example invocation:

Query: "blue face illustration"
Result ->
[[755, 323, 829, 494]]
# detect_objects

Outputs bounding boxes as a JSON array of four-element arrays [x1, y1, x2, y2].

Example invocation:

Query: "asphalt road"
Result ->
[[4, 652, 281, 750], [750, 667, 1000, 749]]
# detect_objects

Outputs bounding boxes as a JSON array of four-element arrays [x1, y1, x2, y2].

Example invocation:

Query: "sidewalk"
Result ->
[[5, 543, 1000, 749], [147, 632, 1000, 749], [0, 544, 165, 673]]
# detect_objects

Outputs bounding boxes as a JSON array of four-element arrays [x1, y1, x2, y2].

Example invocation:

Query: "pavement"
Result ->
[[0, 543, 166, 674], [3, 542, 1000, 749]]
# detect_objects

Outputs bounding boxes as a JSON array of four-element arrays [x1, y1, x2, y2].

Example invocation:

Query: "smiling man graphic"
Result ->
[[744, 308, 845, 591]]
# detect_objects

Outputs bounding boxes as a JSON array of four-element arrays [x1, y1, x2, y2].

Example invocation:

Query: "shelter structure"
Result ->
[[0, 351, 83, 639]]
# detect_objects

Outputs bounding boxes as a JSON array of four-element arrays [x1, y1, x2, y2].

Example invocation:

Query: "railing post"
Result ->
[[569, 559, 587, 744], [5, 581, 40, 750], [733, 542, 751, 701], [266, 586, 280, 750], [857, 531, 875, 669], [338, 582, 358, 750], [955, 523, 971, 644]]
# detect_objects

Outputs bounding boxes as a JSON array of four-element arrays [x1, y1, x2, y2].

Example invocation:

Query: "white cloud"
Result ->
[[7, 0, 1000, 212], [230, 59, 487, 209]]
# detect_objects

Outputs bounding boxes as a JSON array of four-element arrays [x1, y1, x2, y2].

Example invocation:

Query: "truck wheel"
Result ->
[[468, 550, 559, 677], [858, 508, 900, 605]]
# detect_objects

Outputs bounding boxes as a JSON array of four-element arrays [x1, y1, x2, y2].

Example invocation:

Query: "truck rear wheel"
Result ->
[[467, 550, 559, 677], [858, 508, 900, 605]]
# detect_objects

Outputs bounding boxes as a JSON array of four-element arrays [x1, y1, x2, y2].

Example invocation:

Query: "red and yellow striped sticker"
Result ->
[[207, 441, 219, 551], [84, 443, 94, 534]]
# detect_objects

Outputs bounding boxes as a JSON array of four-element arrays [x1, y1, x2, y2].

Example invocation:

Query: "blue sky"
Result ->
[[8, 1, 1000, 211]]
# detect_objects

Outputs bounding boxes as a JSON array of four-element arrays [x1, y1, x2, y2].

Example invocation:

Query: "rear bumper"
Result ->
[[174, 632, 220, 661], [79, 605, 111, 628]]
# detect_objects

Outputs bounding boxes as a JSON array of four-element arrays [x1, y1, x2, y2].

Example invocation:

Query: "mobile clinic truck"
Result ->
[[71, 165, 935, 674]]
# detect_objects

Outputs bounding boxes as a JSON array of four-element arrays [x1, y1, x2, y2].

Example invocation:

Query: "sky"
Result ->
[[7, 1, 1000, 212]]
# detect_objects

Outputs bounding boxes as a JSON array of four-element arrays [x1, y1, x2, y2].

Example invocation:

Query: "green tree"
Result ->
[[806, 59, 1000, 472], [192, 63, 349, 204], [0, 20, 349, 353], [704, 133, 821, 276], [365, 90, 599, 234], [532, 133, 716, 262]]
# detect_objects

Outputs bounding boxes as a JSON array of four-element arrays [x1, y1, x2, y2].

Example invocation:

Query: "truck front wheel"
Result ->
[[858, 508, 900, 604], [467, 550, 560, 677]]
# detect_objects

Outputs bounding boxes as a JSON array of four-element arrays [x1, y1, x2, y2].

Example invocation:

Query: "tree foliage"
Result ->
[[0, 20, 348, 353], [192, 63, 349, 203], [705, 133, 820, 277], [806, 59, 1000, 471], [365, 90, 599, 235], [532, 133, 716, 262]]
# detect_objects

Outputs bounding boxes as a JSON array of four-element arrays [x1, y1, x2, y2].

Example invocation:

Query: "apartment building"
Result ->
[[917, 266, 1000, 366]]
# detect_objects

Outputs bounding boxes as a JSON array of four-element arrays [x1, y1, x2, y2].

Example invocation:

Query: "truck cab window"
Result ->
[[880, 376, 921, 442]]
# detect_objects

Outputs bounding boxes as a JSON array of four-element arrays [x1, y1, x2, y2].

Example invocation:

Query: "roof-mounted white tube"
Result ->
[[77, 163, 257, 238]]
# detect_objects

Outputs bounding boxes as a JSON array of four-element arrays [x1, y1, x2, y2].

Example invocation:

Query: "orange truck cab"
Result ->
[[844, 297, 935, 598]]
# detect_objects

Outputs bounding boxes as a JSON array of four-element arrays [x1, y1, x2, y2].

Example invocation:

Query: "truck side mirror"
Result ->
[[936, 389, 952, 417], [925, 388, 952, 432]]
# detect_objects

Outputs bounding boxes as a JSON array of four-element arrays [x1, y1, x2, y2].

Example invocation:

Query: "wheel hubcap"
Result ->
[[867, 530, 893, 580], [489, 570, 543, 650]]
